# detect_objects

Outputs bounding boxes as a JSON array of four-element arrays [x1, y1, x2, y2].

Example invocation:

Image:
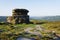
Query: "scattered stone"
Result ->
[[0, 29, 4, 32]]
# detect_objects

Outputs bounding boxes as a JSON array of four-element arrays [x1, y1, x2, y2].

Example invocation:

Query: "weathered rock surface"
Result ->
[[7, 9, 30, 24]]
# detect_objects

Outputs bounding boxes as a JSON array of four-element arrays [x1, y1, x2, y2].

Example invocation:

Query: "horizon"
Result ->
[[0, 15, 60, 17]]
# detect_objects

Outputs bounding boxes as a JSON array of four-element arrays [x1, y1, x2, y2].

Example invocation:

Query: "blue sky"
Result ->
[[0, 0, 60, 16]]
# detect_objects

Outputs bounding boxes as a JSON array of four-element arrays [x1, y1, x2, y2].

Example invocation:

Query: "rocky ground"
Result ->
[[0, 24, 60, 40]]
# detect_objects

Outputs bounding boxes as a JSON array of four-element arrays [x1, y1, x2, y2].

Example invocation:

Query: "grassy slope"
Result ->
[[0, 24, 36, 40], [0, 20, 60, 40], [42, 21, 60, 34]]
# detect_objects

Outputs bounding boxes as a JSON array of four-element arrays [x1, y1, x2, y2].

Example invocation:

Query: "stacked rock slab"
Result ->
[[7, 9, 29, 24]]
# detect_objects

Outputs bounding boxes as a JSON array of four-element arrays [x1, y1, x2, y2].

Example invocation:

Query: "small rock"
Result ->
[[0, 29, 4, 32]]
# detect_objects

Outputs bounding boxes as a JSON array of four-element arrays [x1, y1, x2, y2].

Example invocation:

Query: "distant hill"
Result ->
[[0, 16, 7, 22], [30, 16, 60, 21], [0, 16, 60, 22]]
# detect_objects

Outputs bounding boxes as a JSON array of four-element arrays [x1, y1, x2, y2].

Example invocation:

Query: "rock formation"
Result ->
[[7, 9, 29, 24]]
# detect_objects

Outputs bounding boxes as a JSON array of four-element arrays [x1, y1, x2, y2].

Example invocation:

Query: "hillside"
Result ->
[[30, 16, 60, 21], [0, 16, 7, 22], [0, 20, 60, 40]]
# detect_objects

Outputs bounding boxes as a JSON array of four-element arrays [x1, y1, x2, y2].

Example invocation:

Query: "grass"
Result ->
[[0, 23, 36, 40], [0, 20, 60, 40], [41, 21, 60, 34]]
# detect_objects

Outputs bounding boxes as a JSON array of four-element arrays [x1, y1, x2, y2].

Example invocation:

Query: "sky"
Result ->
[[0, 0, 60, 16]]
